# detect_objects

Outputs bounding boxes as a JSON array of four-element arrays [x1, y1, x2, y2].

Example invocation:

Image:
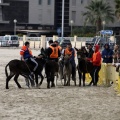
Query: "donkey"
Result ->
[[40, 48, 59, 89], [5, 55, 46, 89], [75, 48, 94, 86], [63, 55, 76, 86], [45, 60, 59, 88]]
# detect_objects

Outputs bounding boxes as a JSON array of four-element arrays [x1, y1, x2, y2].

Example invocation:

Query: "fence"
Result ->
[[18, 36, 92, 49], [86, 63, 120, 95]]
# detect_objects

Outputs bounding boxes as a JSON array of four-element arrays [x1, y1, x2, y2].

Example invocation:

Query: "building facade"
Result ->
[[0, 0, 119, 36]]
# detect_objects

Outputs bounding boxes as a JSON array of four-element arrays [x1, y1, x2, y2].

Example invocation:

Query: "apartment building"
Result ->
[[0, 0, 119, 36]]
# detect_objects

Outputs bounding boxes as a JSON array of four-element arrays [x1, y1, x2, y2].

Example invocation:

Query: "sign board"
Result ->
[[100, 30, 113, 35], [57, 28, 61, 34]]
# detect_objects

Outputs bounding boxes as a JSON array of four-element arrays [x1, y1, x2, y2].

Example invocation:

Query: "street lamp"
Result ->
[[102, 20, 106, 39], [70, 20, 74, 36], [61, 0, 65, 37], [13, 19, 17, 35], [102, 20, 106, 30]]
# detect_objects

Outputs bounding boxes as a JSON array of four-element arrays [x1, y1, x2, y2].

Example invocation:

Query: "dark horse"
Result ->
[[45, 60, 59, 88], [5, 49, 46, 89], [41, 48, 59, 89], [75, 48, 94, 86]]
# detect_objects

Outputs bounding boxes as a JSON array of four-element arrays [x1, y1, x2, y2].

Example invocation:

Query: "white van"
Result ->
[[0, 35, 19, 47]]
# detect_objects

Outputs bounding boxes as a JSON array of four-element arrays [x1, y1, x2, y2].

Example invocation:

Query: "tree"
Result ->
[[83, 0, 114, 32], [115, 0, 120, 20]]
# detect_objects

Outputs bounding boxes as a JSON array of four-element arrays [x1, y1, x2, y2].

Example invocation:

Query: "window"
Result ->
[[38, 9, 42, 23], [48, 0, 51, 5], [0, 0, 2, 3], [47, 9, 51, 24], [81, 0, 83, 4], [72, 0, 76, 6], [71, 11, 76, 23], [38, 0, 42, 5]]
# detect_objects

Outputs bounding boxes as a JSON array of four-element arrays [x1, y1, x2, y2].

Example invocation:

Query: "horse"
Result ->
[[60, 55, 76, 86], [5, 51, 46, 89], [75, 48, 94, 86]]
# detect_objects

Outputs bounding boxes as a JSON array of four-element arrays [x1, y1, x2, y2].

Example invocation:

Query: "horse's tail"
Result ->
[[5, 63, 9, 77]]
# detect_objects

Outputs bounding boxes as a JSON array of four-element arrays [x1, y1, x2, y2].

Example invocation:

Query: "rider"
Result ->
[[46, 40, 61, 62], [54, 41, 62, 51], [89, 45, 101, 86], [64, 43, 76, 80], [20, 41, 38, 79]]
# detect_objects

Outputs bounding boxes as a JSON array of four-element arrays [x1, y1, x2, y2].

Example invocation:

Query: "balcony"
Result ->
[[0, 20, 9, 24], [0, 3, 10, 6]]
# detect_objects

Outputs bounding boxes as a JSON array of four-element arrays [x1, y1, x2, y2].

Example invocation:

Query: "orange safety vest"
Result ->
[[49, 46, 58, 58], [64, 48, 75, 57], [20, 46, 32, 56]]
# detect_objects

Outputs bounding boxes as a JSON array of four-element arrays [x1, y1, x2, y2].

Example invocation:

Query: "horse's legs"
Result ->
[[51, 73, 55, 87], [64, 75, 66, 86], [78, 71, 81, 87], [14, 74, 21, 88], [68, 75, 70, 86], [74, 71, 76, 86], [35, 74, 38, 86], [83, 73, 85, 86], [47, 78, 50, 89], [6, 73, 14, 89], [38, 73, 44, 86]]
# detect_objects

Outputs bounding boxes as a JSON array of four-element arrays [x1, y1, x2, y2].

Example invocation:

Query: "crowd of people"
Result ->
[[19, 40, 120, 86]]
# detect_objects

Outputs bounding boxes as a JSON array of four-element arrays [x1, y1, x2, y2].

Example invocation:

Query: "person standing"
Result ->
[[90, 45, 101, 86], [113, 45, 119, 63], [87, 44, 94, 58], [102, 43, 113, 63]]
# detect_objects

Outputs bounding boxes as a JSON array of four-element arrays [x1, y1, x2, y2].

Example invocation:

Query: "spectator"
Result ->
[[89, 45, 101, 86], [113, 45, 119, 63], [113, 50, 120, 72], [87, 44, 94, 58], [102, 43, 113, 63]]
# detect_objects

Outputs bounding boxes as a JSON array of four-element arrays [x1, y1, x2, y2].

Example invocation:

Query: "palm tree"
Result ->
[[115, 0, 120, 20], [83, 0, 114, 32]]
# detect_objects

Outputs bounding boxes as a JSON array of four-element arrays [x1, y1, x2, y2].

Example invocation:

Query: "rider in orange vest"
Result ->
[[20, 41, 41, 81], [46, 40, 61, 62], [64, 43, 76, 80]]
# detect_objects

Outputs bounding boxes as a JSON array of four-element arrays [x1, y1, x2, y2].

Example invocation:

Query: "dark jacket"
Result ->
[[88, 48, 94, 58], [102, 44, 113, 63]]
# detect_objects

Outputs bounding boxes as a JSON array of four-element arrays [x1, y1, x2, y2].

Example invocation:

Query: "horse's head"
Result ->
[[39, 47, 47, 58], [75, 47, 86, 60], [64, 54, 70, 65]]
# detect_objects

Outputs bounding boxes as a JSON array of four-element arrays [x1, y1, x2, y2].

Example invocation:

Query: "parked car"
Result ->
[[59, 39, 71, 49], [0, 35, 19, 47]]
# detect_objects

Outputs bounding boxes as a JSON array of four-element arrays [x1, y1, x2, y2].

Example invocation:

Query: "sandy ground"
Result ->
[[0, 48, 120, 120]]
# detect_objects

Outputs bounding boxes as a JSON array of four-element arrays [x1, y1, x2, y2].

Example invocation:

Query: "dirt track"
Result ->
[[0, 48, 120, 120]]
